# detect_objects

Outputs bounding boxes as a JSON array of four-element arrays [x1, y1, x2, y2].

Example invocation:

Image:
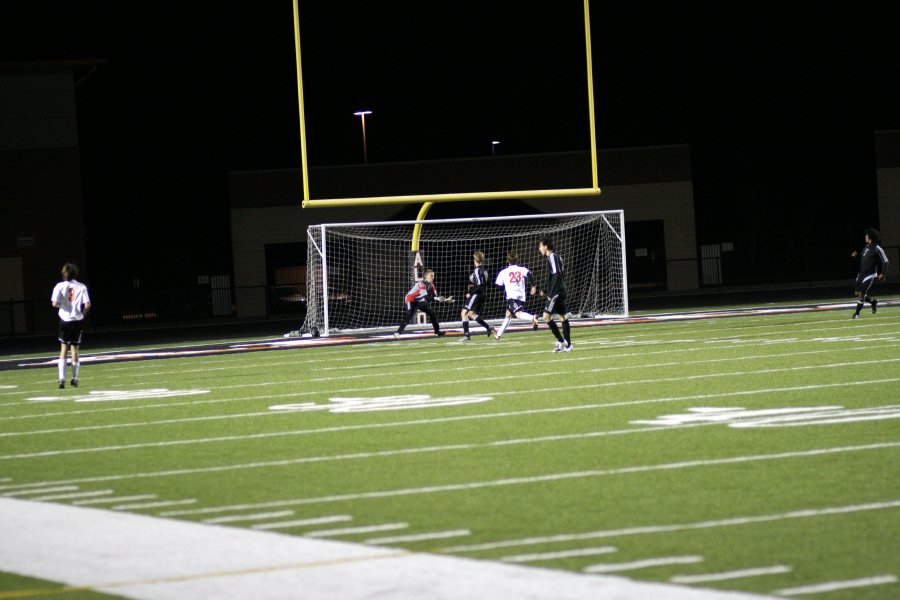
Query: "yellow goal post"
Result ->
[[291, 0, 601, 215]]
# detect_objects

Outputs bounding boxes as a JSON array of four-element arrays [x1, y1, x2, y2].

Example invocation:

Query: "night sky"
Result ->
[[5, 2, 900, 290]]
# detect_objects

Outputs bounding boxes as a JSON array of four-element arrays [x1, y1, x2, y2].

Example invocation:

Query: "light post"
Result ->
[[491, 140, 500, 156], [353, 110, 372, 163]]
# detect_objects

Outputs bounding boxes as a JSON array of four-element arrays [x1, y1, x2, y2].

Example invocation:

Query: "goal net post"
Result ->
[[302, 210, 628, 337]]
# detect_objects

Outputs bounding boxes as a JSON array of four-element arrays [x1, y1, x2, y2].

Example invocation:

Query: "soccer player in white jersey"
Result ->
[[493, 251, 538, 339], [51, 263, 91, 388], [461, 251, 495, 340]]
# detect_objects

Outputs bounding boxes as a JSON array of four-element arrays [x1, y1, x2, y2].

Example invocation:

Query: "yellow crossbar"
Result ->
[[302, 187, 600, 209]]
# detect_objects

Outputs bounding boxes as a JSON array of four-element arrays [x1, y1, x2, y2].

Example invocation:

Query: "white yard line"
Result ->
[[251, 515, 352, 530], [304, 522, 409, 538], [3, 332, 897, 421], [442, 500, 900, 553], [584, 556, 704, 573], [2, 413, 898, 497], [3, 314, 893, 406], [773, 574, 897, 596], [0, 425, 695, 491], [502, 546, 618, 563], [56, 315, 900, 381], [32, 489, 113, 502], [157, 442, 900, 518], [365, 529, 471, 545], [112, 499, 196, 511], [4, 369, 900, 442], [74, 494, 157, 506], [0, 497, 774, 600], [2, 341, 890, 425], [3, 485, 79, 497], [0, 420, 699, 462], [589, 357, 900, 378], [671, 566, 792, 584], [0, 344, 884, 414], [4, 316, 898, 401], [203, 510, 295, 524]]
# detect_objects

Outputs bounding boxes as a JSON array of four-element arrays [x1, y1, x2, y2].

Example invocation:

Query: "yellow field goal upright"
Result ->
[[290, 0, 602, 213]]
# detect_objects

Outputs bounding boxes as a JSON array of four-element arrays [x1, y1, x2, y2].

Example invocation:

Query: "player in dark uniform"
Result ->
[[532, 237, 572, 352], [851, 228, 889, 319], [461, 251, 495, 340], [394, 268, 450, 338]]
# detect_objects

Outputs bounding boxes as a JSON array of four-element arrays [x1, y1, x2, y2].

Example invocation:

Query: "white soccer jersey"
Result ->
[[495, 265, 530, 301], [51, 279, 90, 322]]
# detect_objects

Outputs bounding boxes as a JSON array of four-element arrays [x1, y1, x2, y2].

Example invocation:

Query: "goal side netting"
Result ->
[[302, 210, 628, 336]]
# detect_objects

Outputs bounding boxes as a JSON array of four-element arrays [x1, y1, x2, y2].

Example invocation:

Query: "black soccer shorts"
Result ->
[[58, 319, 84, 346], [544, 293, 568, 317]]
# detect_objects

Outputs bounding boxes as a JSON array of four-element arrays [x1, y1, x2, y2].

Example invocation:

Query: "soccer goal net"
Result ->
[[302, 210, 627, 336]]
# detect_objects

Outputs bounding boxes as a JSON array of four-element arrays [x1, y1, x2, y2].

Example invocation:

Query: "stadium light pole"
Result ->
[[353, 110, 372, 163], [491, 140, 499, 156]]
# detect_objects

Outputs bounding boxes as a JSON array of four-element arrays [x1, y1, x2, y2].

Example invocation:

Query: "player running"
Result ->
[[51, 263, 91, 388], [850, 228, 889, 319], [394, 268, 451, 338], [494, 251, 539, 340], [461, 251, 495, 341], [532, 237, 572, 352]]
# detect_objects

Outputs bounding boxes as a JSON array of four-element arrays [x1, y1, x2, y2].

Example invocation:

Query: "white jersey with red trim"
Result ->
[[495, 265, 531, 301], [51, 279, 90, 322]]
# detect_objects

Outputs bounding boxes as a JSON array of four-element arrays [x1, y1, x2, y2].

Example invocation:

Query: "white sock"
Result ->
[[58, 358, 66, 381], [497, 317, 511, 338], [515, 311, 534, 321], [72, 362, 80, 380]]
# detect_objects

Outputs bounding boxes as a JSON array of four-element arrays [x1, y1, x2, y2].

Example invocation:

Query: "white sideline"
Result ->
[[0, 498, 776, 600]]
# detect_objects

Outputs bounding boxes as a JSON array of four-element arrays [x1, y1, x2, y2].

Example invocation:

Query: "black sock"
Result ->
[[462, 321, 470, 335], [475, 316, 491, 331], [562, 320, 570, 344], [548, 320, 563, 341], [855, 302, 864, 315]]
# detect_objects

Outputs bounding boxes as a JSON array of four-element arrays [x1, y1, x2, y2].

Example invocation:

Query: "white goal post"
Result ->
[[302, 211, 628, 337]]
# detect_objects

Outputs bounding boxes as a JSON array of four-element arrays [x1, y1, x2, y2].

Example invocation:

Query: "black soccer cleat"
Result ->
[[71, 379, 78, 387], [851, 313, 860, 319], [872, 298, 878, 314], [435, 330, 446, 337], [532, 318, 540, 331], [58, 380, 65, 389], [487, 327, 496, 337]]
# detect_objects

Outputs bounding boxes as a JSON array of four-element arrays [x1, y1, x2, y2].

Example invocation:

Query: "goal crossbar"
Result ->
[[313, 210, 618, 230], [301, 187, 601, 209]]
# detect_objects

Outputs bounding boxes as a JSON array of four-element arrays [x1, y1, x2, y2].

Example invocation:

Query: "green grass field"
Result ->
[[2, 303, 899, 599]]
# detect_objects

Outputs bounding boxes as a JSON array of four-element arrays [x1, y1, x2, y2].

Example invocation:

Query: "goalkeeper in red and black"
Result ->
[[394, 268, 452, 338]]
